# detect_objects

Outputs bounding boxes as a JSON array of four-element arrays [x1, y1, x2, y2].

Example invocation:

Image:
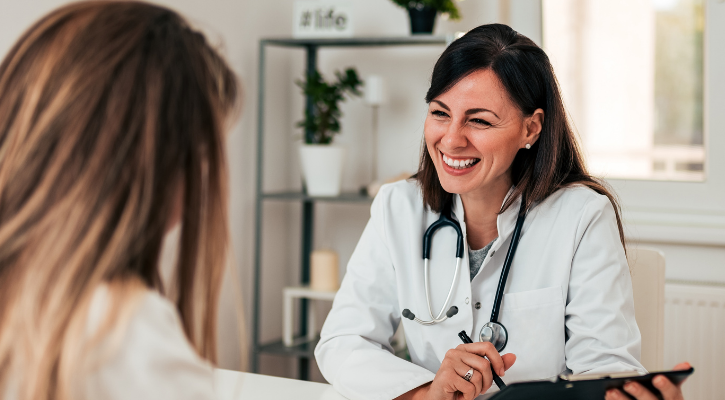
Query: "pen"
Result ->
[[458, 330, 506, 389]]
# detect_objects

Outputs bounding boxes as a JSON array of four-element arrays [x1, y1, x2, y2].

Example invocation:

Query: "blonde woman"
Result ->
[[0, 2, 237, 399]]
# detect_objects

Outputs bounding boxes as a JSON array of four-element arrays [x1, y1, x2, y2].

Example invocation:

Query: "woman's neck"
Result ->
[[460, 179, 511, 250]]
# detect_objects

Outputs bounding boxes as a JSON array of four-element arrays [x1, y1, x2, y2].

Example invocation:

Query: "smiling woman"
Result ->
[[414, 25, 624, 248], [314, 24, 654, 400], [422, 69, 544, 249]]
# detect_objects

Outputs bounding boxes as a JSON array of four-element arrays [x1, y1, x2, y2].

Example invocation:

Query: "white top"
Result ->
[[315, 180, 645, 400], [84, 287, 216, 399], [6, 289, 351, 400], [4, 287, 215, 399]]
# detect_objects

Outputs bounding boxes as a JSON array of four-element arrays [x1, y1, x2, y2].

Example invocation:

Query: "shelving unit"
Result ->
[[252, 35, 450, 381]]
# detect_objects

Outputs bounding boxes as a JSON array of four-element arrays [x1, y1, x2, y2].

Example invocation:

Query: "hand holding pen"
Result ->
[[395, 331, 516, 400], [458, 331, 507, 390]]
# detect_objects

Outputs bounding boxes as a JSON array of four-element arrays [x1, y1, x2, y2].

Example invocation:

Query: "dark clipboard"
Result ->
[[486, 368, 694, 400]]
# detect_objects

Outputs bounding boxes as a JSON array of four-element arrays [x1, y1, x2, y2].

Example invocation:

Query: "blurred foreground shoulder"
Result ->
[[85, 287, 215, 400]]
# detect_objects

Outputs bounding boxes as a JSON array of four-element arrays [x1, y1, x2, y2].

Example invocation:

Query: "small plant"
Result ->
[[391, 0, 461, 20], [296, 68, 363, 145]]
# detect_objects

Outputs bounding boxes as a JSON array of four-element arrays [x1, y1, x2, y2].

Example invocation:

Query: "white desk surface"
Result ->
[[214, 369, 348, 400]]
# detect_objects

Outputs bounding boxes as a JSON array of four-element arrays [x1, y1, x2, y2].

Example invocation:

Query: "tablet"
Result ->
[[487, 367, 694, 400]]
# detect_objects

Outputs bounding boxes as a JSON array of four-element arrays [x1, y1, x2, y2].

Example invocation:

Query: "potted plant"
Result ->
[[391, 0, 462, 34], [296, 68, 363, 196]]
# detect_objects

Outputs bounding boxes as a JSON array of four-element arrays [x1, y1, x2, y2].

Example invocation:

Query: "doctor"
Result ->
[[315, 24, 645, 400]]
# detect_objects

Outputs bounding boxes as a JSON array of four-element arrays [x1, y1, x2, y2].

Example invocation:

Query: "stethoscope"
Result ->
[[402, 197, 527, 352]]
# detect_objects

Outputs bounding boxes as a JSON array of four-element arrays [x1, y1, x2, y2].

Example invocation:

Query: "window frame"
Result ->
[[536, 0, 725, 246]]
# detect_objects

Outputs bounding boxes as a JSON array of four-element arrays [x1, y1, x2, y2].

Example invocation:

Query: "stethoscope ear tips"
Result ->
[[446, 306, 458, 318], [402, 309, 416, 320]]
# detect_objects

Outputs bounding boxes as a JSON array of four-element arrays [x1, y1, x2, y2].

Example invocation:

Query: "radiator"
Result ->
[[664, 282, 725, 400]]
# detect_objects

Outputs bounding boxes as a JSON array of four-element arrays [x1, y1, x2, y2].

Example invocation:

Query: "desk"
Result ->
[[214, 369, 348, 400]]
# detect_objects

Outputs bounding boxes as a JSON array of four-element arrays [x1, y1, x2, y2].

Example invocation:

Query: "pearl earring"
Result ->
[[525, 143, 531, 149]]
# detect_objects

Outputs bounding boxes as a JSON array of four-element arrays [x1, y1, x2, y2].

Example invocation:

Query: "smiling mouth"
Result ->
[[441, 152, 481, 170]]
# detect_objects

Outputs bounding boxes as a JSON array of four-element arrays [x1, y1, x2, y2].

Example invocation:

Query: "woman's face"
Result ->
[[424, 69, 542, 198]]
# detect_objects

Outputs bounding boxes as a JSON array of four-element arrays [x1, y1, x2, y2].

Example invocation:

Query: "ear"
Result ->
[[522, 108, 544, 148]]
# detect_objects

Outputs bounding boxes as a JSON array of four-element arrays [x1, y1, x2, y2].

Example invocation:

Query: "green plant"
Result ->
[[391, 0, 462, 20], [296, 68, 363, 145]]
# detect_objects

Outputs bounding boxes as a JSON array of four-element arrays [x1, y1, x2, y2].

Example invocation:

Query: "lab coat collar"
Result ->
[[452, 186, 521, 248]]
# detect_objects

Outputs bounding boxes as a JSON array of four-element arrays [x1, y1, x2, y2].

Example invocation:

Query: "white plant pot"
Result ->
[[299, 144, 345, 197]]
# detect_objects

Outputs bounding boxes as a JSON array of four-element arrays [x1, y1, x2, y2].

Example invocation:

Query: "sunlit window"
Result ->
[[542, 0, 705, 181]]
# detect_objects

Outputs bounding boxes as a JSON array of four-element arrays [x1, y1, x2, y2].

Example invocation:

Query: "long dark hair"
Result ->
[[414, 24, 625, 246]]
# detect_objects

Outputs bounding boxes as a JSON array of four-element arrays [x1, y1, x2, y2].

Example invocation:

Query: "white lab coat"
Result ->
[[315, 179, 645, 400]]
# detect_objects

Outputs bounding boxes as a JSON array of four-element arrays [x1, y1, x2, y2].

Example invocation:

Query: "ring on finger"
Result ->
[[463, 367, 474, 382]]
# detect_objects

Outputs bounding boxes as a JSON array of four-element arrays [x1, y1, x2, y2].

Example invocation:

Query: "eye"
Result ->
[[470, 118, 492, 126], [431, 110, 449, 118]]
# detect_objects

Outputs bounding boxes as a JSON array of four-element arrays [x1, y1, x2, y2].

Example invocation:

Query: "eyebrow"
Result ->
[[431, 100, 500, 119]]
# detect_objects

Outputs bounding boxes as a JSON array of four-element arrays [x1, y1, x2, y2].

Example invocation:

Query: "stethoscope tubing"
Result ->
[[401, 211, 464, 325], [489, 198, 527, 324], [403, 194, 527, 335], [425, 257, 463, 321]]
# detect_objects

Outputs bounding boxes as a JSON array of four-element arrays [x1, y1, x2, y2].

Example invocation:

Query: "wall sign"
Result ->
[[293, 1, 354, 38]]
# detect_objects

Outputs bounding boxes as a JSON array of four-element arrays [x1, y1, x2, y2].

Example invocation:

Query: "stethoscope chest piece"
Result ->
[[479, 321, 508, 352]]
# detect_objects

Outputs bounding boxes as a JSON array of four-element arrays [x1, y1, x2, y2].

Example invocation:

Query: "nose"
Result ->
[[440, 122, 468, 150]]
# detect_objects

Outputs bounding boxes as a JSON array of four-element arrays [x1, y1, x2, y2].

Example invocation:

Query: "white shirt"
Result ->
[[4, 287, 215, 399], [315, 180, 645, 400], [84, 287, 215, 399]]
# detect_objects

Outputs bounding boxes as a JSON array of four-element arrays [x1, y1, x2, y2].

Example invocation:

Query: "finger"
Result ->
[[449, 380, 476, 400], [446, 371, 477, 400], [469, 370, 485, 396], [502, 353, 516, 371], [456, 376, 477, 400], [671, 362, 691, 388], [446, 348, 490, 391], [450, 358, 483, 396], [477, 359, 493, 393], [605, 389, 628, 400], [652, 375, 684, 400], [457, 342, 506, 376], [623, 381, 658, 400], [669, 362, 691, 388], [437, 365, 472, 399], [455, 350, 493, 386], [672, 362, 690, 371]]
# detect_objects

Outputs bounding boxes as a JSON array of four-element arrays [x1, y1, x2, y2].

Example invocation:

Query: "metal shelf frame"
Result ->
[[251, 35, 449, 380]]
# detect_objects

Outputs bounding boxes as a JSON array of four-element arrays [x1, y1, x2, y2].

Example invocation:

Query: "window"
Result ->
[[542, 0, 705, 181]]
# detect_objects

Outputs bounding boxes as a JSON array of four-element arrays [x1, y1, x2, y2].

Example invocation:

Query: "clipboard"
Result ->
[[486, 367, 694, 400]]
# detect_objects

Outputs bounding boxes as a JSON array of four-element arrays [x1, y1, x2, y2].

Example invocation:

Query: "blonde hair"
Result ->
[[0, 2, 238, 399]]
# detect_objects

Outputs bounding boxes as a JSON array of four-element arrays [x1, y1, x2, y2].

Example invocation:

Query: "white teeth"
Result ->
[[441, 153, 479, 169]]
